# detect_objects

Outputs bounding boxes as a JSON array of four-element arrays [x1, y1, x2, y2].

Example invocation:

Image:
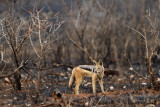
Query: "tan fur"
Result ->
[[69, 60, 104, 94]]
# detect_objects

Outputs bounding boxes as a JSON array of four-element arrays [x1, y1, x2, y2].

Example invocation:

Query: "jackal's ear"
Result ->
[[93, 60, 97, 65], [98, 59, 103, 66]]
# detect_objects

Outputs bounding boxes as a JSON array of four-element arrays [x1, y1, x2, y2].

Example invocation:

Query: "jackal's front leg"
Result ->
[[92, 74, 97, 94], [98, 78, 104, 93]]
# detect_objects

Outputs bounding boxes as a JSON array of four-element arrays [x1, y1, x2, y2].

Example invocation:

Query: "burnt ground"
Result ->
[[0, 65, 160, 107]]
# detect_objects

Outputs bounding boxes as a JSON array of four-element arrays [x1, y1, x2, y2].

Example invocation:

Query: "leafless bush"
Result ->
[[129, 14, 160, 90], [0, 12, 30, 90], [0, 0, 64, 94]]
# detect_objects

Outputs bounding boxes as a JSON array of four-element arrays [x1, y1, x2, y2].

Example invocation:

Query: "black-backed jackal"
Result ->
[[69, 60, 104, 94]]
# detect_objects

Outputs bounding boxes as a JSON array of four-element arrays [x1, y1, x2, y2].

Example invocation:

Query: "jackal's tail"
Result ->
[[69, 73, 75, 88], [104, 68, 120, 76]]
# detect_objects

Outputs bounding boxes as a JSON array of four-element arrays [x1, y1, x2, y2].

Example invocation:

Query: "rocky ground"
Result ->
[[0, 65, 160, 107]]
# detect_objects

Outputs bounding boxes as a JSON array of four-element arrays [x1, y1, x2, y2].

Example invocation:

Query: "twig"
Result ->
[[37, 9, 43, 52], [16, 33, 30, 53], [29, 26, 41, 58], [1, 61, 7, 73], [96, 95, 104, 106], [127, 25, 145, 39], [95, 0, 106, 12], [155, 52, 160, 59]]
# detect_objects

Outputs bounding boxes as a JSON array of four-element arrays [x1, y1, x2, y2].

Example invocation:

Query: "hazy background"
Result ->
[[0, 0, 160, 69]]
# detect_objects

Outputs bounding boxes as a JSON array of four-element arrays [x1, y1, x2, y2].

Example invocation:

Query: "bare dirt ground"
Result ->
[[0, 65, 160, 107]]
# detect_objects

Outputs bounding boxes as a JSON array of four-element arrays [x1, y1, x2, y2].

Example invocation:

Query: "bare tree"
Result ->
[[0, 13, 30, 90], [27, 7, 64, 103]]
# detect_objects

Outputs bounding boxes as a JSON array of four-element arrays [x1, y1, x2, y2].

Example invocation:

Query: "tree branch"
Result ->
[[67, 36, 96, 63]]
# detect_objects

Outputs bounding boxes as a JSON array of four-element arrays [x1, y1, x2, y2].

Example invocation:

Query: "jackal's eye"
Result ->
[[95, 68, 101, 72]]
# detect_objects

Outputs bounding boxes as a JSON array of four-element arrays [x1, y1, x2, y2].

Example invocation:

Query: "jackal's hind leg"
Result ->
[[69, 74, 75, 88], [75, 77, 82, 94]]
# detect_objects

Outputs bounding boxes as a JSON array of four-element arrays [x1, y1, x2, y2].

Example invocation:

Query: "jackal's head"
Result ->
[[93, 59, 104, 73]]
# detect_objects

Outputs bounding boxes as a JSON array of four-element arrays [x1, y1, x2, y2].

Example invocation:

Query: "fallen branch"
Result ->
[[0, 60, 27, 79]]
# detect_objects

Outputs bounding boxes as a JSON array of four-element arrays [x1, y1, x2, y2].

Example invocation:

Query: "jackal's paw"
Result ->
[[75, 92, 79, 94], [102, 92, 106, 95], [93, 92, 97, 96]]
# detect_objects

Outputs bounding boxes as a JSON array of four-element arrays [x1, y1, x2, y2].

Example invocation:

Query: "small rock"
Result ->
[[25, 103, 31, 107], [4, 78, 10, 83], [157, 78, 160, 82], [21, 74, 27, 79], [84, 82, 91, 87], [64, 77, 68, 79], [129, 67, 133, 70], [85, 101, 89, 106], [132, 81, 135, 83], [41, 102, 45, 105], [145, 104, 155, 107], [41, 79, 45, 83], [33, 79, 36, 84], [67, 67, 72, 71], [60, 73, 65, 76], [130, 75, 134, 79], [142, 82, 147, 86], [110, 86, 114, 91], [123, 86, 126, 89], [14, 97, 18, 100], [118, 78, 124, 82]]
